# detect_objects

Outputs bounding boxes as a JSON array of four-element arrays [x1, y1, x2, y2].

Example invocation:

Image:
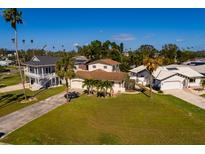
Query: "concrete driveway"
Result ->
[[164, 89, 205, 110], [0, 92, 66, 138]]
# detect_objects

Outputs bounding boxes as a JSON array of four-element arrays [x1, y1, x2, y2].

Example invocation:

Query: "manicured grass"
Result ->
[[0, 86, 65, 117], [0, 73, 21, 86], [2, 93, 205, 144]]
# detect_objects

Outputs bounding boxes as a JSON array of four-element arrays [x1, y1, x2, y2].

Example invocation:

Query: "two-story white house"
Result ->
[[71, 59, 127, 93], [23, 56, 61, 90], [88, 59, 120, 72]]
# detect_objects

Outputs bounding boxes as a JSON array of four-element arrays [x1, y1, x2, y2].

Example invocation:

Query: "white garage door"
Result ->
[[161, 81, 183, 90], [71, 79, 83, 89]]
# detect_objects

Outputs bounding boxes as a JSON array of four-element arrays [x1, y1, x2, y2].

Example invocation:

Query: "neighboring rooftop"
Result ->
[[130, 65, 146, 74], [130, 65, 203, 80], [165, 66, 203, 78], [89, 59, 120, 65], [189, 64, 205, 75], [76, 69, 127, 82], [73, 56, 89, 65], [24, 56, 60, 66]]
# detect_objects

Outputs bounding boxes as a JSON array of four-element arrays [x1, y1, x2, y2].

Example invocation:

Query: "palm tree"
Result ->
[[201, 80, 205, 89], [22, 39, 25, 45], [61, 45, 64, 51], [103, 80, 113, 95], [11, 38, 15, 44], [143, 57, 162, 97], [30, 39, 34, 44], [30, 39, 34, 56], [3, 8, 27, 100], [82, 79, 93, 95], [93, 80, 101, 93], [56, 55, 75, 100]]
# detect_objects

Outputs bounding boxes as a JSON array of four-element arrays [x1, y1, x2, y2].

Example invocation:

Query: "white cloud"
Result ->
[[176, 38, 184, 42], [73, 43, 80, 47], [112, 34, 135, 41], [144, 33, 155, 39]]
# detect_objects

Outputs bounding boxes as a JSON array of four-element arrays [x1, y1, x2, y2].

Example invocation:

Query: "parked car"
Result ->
[[64, 91, 80, 102]]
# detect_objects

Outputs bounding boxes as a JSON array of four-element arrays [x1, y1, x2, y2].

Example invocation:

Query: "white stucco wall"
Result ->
[[71, 78, 125, 93], [112, 82, 125, 93], [188, 78, 201, 87], [160, 75, 184, 90], [130, 70, 150, 85], [88, 63, 116, 72]]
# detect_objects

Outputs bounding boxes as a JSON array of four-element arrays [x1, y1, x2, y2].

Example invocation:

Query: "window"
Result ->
[[189, 78, 196, 83], [104, 65, 107, 69], [92, 65, 96, 68]]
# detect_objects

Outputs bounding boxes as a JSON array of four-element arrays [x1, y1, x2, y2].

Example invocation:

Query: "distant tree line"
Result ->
[[2, 41, 205, 72]]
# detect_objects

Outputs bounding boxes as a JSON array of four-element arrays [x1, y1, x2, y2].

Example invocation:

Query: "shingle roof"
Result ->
[[129, 65, 146, 73], [23, 56, 60, 66], [189, 65, 205, 75], [88, 59, 120, 65], [76, 69, 127, 82], [130, 65, 204, 81]]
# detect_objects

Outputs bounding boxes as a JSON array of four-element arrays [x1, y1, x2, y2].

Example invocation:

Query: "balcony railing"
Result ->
[[24, 71, 57, 79]]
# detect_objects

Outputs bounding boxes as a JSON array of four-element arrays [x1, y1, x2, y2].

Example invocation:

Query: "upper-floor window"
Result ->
[[104, 66, 107, 69], [92, 65, 96, 68]]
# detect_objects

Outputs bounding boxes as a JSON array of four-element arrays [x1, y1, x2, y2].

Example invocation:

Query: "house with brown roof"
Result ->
[[71, 59, 127, 93], [88, 59, 120, 72]]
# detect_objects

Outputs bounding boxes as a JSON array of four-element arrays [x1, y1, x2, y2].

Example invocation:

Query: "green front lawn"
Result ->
[[0, 73, 21, 87], [2, 94, 205, 144], [0, 86, 65, 117]]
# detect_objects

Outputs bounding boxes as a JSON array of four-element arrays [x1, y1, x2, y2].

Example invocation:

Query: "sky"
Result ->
[[0, 8, 205, 51]]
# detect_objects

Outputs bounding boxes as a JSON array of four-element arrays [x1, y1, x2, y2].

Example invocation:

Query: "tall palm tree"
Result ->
[[143, 57, 162, 97], [11, 38, 15, 44], [3, 8, 27, 100], [30, 39, 34, 56], [22, 39, 25, 45], [56, 56, 75, 99]]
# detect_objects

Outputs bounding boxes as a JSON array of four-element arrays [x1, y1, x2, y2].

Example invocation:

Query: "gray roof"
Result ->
[[24, 56, 60, 66], [189, 65, 205, 75]]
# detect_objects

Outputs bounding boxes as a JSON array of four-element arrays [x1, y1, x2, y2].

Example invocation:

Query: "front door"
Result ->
[[31, 78, 35, 85]]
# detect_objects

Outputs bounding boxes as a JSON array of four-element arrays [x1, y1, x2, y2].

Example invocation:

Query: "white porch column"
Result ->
[[37, 67, 39, 75], [42, 67, 44, 77]]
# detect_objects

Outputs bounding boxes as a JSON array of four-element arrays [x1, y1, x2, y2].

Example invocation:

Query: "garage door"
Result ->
[[71, 79, 83, 89], [161, 81, 183, 90]]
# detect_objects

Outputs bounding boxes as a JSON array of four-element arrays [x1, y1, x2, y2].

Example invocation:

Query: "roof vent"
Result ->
[[167, 67, 178, 71]]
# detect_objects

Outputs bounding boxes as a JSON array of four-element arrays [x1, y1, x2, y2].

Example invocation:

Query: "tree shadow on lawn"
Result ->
[[0, 93, 32, 109]]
